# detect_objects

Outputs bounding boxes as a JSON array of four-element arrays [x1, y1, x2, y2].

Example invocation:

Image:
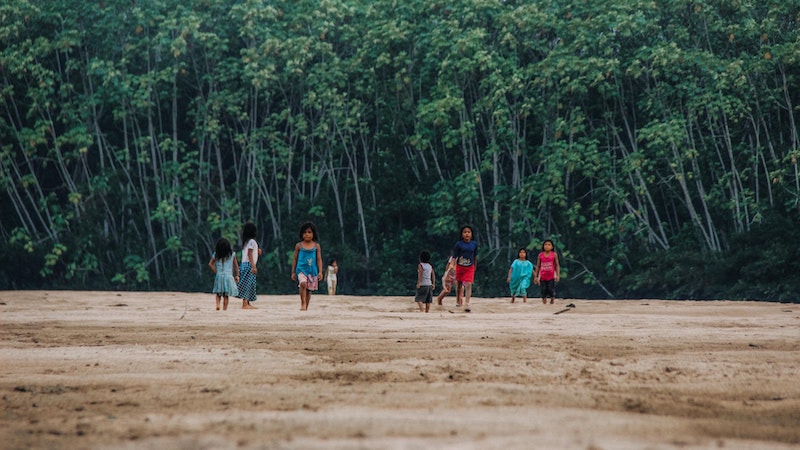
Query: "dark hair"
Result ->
[[541, 239, 555, 251], [419, 250, 431, 263], [459, 224, 473, 237], [329, 257, 337, 265], [214, 238, 233, 261], [517, 247, 528, 258], [242, 221, 257, 243], [299, 221, 319, 241]]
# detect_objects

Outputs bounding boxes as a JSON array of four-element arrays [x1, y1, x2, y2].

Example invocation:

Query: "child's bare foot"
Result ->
[[550, 298, 554, 304], [511, 297, 515, 303], [243, 303, 256, 309], [542, 299, 547, 304], [216, 306, 220, 311], [523, 298, 527, 303]]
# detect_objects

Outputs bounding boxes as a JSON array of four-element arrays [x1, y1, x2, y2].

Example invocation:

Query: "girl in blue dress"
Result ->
[[208, 237, 240, 310], [291, 221, 323, 311]]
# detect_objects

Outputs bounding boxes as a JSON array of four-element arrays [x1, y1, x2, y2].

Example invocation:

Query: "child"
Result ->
[[436, 257, 456, 305], [208, 237, 240, 310], [506, 247, 533, 303], [237, 221, 261, 309], [326, 258, 339, 295], [415, 250, 436, 313], [533, 239, 561, 304], [451, 225, 478, 312], [291, 221, 323, 311]]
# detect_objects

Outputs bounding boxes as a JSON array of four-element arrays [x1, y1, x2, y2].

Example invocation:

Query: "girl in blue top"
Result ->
[[452, 225, 477, 312], [291, 221, 323, 311]]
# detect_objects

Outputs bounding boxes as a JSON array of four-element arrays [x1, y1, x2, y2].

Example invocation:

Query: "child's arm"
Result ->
[[233, 255, 240, 282], [316, 243, 324, 279], [554, 253, 561, 282], [208, 257, 216, 273], [291, 243, 299, 281], [416, 263, 422, 289], [507, 265, 513, 283], [247, 248, 257, 274], [431, 266, 436, 289], [533, 256, 541, 285]]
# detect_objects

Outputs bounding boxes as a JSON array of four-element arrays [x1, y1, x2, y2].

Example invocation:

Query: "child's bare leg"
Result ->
[[425, 302, 430, 313], [223, 296, 229, 310], [299, 283, 308, 310], [522, 296, 527, 303], [542, 297, 547, 304], [463, 283, 472, 306], [511, 295, 515, 303], [305, 290, 312, 310], [456, 282, 463, 306], [215, 294, 221, 310], [550, 297, 555, 304], [436, 287, 449, 305]]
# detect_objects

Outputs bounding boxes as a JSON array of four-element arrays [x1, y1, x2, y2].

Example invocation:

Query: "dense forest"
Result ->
[[1, 0, 799, 301]]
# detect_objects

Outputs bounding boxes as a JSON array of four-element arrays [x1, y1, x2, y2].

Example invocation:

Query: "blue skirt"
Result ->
[[237, 262, 257, 301], [213, 272, 239, 297]]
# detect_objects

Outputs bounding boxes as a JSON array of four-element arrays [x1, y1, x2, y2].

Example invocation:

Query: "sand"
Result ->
[[1, 290, 798, 449]]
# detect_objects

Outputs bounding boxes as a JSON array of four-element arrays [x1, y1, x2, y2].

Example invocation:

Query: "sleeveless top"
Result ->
[[538, 252, 556, 281], [296, 245, 318, 276], [419, 262, 433, 286]]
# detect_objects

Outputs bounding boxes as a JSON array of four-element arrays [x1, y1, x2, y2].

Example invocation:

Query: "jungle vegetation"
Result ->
[[2, 0, 799, 301]]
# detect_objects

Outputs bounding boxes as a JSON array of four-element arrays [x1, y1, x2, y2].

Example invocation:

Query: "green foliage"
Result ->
[[1, 0, 798, 302]]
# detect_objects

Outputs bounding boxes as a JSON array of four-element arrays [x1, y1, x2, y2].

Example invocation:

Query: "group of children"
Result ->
[[209, 221, 338, 311], [211, 221, 559, 313], [414, 225, 561, 313]]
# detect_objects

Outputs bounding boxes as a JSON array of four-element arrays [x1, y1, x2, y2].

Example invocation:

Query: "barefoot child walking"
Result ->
[[451, 225, 478, 312], [507, 247, 533, 303], [209, 237, 240, 310], [292, 221, 323, 311], [436, 257, 457, 305], [415, 250, 436, 313]]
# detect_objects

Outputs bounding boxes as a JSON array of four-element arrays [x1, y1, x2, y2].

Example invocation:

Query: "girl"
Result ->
[[415, 250, 436, 313], [237, 221, 261, 309], [326, 258, 339, 295], [208, 237, 240, 310], [506, 247, 533, 303], [451, 225, 478, 312], [436, 257, 457, 305], [292, 221, 323, 311], [533, 239, 561, 304]]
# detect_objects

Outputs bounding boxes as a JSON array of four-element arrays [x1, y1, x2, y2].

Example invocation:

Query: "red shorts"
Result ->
[[455, 265, 475, 283]]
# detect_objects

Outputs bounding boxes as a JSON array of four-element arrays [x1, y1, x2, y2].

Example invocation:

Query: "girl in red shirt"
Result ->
[[533, 239, 560, 304]]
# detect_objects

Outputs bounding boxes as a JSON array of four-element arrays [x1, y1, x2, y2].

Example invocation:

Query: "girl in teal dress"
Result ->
[[209, 238, 240, 310], [506, 247, 533, 303]]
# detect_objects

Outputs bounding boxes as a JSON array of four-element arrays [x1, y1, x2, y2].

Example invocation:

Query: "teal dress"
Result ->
[[212, 253, 239, 297], [509, 259, 533, 296]]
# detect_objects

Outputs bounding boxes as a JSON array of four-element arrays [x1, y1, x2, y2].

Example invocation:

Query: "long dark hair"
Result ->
[[242, 221, 257, 243], [214, 238, 233, 261], [299, 221, 319, 242]]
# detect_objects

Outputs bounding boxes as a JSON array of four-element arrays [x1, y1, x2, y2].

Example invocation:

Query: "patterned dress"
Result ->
[[212, 253, 239, 297]]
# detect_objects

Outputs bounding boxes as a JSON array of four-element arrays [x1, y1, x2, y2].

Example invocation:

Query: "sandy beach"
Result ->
[[1, 290, 798, 449]]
